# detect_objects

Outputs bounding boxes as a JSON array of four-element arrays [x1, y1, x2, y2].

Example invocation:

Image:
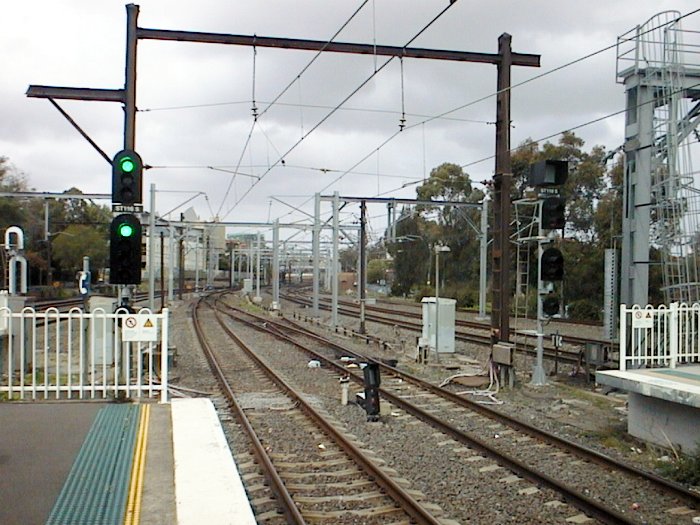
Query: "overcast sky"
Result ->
[[2, 1, 699, 243]]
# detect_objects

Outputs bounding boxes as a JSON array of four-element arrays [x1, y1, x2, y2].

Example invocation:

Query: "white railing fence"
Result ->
[[619, 303, 700, 371], [0, 307, 168, 402]]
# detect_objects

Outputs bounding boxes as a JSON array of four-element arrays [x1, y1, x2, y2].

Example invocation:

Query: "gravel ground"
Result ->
[[168, 293, 700, 524]]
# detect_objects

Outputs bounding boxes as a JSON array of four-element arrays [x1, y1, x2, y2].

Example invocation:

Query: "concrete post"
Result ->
[[195, 235, 200, 292], [332, 191, 340, 327], [255, 232, 261, 300], [312, 192, 321, 317]]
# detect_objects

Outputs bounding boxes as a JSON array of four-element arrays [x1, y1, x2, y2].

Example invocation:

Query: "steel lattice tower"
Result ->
[[618, 11, 700, 305]]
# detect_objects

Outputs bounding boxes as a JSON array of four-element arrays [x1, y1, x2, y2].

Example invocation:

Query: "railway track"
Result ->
[[192, 295, 451, 524], [214, 293, 700, 524], [280, 291, 589, 366]]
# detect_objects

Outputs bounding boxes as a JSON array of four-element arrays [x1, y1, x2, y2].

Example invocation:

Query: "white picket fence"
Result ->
[[619, 303, 700, 371], [0, 306, 169, 402]]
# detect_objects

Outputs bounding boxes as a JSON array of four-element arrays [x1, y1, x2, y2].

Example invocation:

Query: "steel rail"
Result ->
[[216, 301, 638, 525], [278, 313, 700, 505], [218, 299, 700, 514], [205, 298, 442, 525], [281, 292, 582, 364], [291, 291, 609, 347], [191, 298, 305, 525]]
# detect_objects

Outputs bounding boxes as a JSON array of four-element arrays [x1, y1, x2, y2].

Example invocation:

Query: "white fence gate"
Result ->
[[0, 306, 168, 402], [619, 303, 700, 371]]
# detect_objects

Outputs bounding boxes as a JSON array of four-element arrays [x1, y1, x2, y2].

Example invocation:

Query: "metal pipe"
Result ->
[[332, 192, 340, 327], [359, 200, 367, 334], [148, 183, 155, 311]]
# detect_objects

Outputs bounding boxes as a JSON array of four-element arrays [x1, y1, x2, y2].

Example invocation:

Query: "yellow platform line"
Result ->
[[124, 404, 151, 525]]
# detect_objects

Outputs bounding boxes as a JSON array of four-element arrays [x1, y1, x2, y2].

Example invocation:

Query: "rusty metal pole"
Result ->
[[124, 4, 138, 150], [491, 33, 513, 345], [359, 200, 367, 335]]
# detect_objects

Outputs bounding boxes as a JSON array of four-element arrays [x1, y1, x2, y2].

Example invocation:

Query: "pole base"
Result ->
[[530, 364, 547, 386]]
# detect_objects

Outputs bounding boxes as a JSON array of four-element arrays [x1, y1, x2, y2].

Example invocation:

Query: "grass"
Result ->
[[593, 425, 632, 453], [554, 381, 618, 410], [656, 441, 700, 486]]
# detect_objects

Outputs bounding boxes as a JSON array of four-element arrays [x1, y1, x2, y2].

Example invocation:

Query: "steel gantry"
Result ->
[[26, 4, 540, 350], [316, 194, 488, 333]]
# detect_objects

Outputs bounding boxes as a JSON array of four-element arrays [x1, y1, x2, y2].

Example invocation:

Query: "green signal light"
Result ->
[[118, 223, 135, 237], [120, 157, 136, 173]]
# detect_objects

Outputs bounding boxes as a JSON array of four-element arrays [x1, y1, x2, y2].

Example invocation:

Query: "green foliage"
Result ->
[[441, 283, 478, 308], [367, 258, 391, 284], [657, 447, 700, 486], [51, 224, 108, 277], [338, 247, 357, 272], [413, 284, 434, 302], [567, 299, 601, 321], [387, 209, 430, 297], [0, 157, 29, 231]]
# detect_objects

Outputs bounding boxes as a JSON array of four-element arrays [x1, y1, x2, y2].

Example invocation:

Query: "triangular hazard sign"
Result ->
[[645, 312, 652, 319], [144, 319, 154, 328]]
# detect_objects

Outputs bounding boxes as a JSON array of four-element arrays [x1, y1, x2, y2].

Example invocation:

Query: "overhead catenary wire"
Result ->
[[299, 8, 700, 205], [139, 99, 492, 125], [376, 79, 700, 198], [214, 0, 371, 218], [222, 0, 462, 219]]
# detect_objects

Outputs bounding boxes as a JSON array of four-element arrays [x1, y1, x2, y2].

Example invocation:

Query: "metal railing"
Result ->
[[619, 302, 700, 370], [0, 306, 168, 402]]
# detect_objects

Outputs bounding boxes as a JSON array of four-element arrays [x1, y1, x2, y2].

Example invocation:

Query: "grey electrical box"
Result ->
[[492, 343, 514, 366]]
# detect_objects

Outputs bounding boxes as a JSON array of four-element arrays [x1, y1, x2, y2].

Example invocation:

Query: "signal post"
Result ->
[[530, 160, 568, 386], [110, 149, 144, 307]]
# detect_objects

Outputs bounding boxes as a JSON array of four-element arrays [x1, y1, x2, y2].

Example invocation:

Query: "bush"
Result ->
[[567, 299, 601, 321], [442, 284, 478, 309], [413, 285, 435, 302]]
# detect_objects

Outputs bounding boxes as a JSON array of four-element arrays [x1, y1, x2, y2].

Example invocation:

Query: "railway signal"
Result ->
[[541, 196, 566, 230], [110, 213, 142, 284], [542, 293, 560, 316], [541, 247, 564, 281], [362, 363, 381, 422], [112, 149, 143, 205]]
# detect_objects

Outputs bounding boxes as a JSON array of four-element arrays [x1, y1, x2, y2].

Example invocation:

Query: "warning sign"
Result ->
[[122, 314, 158, 342], [632, 310, 654, 329]]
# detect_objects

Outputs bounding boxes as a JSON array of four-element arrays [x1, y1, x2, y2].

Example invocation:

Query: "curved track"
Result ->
[[216, 294, 699, 525], [192, 295, 447, 524]]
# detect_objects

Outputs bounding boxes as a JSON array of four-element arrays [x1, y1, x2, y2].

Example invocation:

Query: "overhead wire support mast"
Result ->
[[25, 3, 540, 353]]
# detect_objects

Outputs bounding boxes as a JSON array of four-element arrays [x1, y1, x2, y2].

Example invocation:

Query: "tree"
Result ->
[[387, 208, 430, 297], [51, 225, 108, 279], [367, 258, 391, 284], [512, 132, 606, 240], [415, 162, 484, 286], [0, 158, 31, 288]]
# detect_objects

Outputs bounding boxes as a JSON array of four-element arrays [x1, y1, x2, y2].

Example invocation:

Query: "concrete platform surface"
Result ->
[[597, 364, 700, 408], [0, 399, 253, 525], [172, 398, 256, 525], [0, 402, 104, 525], [597, 364, 700, 452]]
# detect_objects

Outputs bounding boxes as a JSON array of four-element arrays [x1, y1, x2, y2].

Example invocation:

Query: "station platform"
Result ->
[[597, 364, 700, 453], [0, 398, 256, 525]]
